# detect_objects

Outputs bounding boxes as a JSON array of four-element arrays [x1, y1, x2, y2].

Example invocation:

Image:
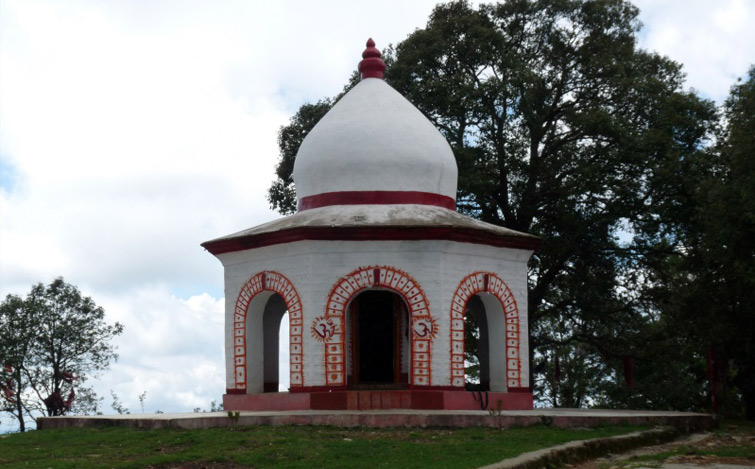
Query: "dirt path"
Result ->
[[569, 424, 755, 469]]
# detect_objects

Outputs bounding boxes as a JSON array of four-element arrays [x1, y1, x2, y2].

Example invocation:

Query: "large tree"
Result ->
[[268, 0, 719, 408], [710, 67, 755, 418], [0, 278, 123, 431], [636, 67, 755, 418]]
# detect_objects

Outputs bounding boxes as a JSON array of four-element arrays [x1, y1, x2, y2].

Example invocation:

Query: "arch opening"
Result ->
[[231, 271, 303, 394], [346, 290, 409, 389], [278, 312, 290, 391], [464, 295, 490, 391], [449, 272, 522, 392], [245, 292, 289, 394]]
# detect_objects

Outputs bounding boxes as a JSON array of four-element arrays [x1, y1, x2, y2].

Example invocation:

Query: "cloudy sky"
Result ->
[[1, 0, 753, 428]]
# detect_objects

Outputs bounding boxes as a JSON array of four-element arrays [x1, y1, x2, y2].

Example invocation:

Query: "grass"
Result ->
[[0, 423, 647, 469]]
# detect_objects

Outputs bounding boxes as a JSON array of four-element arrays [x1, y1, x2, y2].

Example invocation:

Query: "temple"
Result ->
[[202, 39, 540, 411]]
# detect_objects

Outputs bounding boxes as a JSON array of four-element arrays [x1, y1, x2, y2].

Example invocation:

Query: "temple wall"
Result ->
[[217, 240, 532, 393]]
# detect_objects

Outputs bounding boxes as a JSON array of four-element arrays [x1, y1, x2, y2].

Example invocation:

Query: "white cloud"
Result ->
[[92, 288, 225, 413], [634, 0, 755, 102]]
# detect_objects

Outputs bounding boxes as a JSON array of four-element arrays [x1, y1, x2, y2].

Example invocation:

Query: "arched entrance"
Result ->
[[317, 265, 436, 388], [449, 272, 523, 391], [346, 290, 409, 388], [230, 271, 303, 394]]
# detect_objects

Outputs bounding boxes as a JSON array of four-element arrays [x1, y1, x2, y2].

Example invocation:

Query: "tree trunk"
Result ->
[[14, 376, 25, 432], [745, 391, 755, 421]]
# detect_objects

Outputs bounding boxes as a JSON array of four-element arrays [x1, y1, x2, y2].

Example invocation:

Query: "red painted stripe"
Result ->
[[290, 385, 348, 393], [297, 191, 456, 211], [507, 387, 531, 393], [202, 226, 541, 255], [409, 385, 460, 391]]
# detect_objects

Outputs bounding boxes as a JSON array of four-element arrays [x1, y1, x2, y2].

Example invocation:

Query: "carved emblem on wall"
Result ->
[[311, 316, 339, 342], [412, 316, 438, 341]]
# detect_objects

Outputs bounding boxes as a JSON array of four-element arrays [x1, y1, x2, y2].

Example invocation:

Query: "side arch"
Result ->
[[232, 271, 303, 391], [449, 272, 522, 389], [316, 266, 436, 387]]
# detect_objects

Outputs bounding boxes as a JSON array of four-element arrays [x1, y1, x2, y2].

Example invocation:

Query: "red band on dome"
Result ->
[[297, 191, 456, 211]]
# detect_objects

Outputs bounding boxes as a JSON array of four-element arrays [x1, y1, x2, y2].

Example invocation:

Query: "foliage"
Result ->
[[711, 67, 755, 419], [111, 390, 130, 415], [0, 294, 35, 432], [463, 303, 482, 383], [0, 424, 646, 468], [633, 67, 755, 418], [138, 390, 147, 413], [0, 278, 123, 431]]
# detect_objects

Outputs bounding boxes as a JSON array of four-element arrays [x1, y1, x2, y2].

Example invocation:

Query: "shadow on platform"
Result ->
[[38, 408, 715, 432]]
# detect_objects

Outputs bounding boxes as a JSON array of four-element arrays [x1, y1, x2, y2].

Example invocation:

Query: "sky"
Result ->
[[1, 0, 753, 429]]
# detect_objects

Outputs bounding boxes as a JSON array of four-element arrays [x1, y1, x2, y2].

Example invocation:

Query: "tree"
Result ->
[[710, 67, 755, 418], [637, 67, 755, 418], [0, 278, 123, 431], [268, 0, 718, 407], [0, 294, 35, 432]]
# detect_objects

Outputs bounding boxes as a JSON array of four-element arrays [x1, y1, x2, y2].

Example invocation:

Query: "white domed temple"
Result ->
[[202, 39, 540, 411]]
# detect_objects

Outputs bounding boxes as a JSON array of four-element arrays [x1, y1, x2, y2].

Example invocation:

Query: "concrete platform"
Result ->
[[38, 408, 715, 432], [223, 389, 533, 411]]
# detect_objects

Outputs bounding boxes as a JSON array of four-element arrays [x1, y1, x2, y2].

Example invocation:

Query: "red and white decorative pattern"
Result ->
[[321, 266, 434, 387], [233, 271, 303, 391], [449, 272, 522, 389]]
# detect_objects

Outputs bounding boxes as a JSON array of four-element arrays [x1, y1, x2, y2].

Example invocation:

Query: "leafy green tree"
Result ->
[[0, 294, 35, 432], [637, 67, 755, 418], [711, 66, 755, 418], [268, 0, 718, 407], [0, 278, 123, 431]]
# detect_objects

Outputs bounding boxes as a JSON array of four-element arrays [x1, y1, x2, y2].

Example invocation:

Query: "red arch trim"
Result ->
[[232, 271, 303, 391], [449, 272, 522, 389], [320, 266, 436, 387]]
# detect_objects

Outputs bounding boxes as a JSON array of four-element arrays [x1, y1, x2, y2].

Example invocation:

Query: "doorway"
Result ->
[[347, 290, 408, 388]]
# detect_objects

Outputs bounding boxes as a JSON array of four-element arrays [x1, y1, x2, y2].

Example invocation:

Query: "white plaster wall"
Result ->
[[217, 239, 532, 392]]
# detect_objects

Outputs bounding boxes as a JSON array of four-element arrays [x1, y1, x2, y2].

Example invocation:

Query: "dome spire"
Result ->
[[358, 38, 386, 79]]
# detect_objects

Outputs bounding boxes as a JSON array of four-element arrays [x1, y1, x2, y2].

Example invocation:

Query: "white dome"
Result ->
[[293, 75, 458, 211]]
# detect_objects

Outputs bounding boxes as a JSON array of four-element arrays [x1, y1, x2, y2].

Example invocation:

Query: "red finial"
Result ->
[[358, 38, 386, 79]]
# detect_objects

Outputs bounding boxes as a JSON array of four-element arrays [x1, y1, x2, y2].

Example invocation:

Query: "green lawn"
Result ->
[[0, 424, 646, 469]]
